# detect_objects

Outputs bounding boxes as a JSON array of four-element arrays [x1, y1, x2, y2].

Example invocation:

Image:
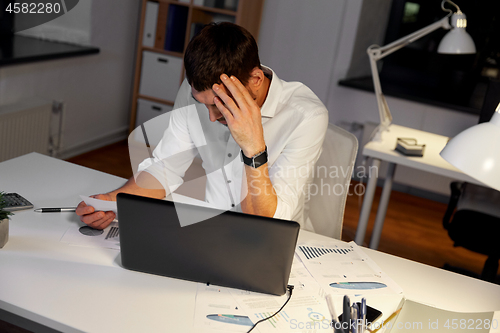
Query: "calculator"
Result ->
[[2, 193, 34, 212]]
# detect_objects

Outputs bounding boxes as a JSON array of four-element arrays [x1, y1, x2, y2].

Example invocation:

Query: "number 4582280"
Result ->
[[5, 2, 61, 14], [443, 318, 497, 330]]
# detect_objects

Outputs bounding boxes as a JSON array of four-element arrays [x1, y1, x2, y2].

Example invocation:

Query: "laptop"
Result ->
[[116, 193, 300, 295]]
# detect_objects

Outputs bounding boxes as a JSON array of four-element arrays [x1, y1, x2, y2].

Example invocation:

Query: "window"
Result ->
[[340, 0, 500, 115]]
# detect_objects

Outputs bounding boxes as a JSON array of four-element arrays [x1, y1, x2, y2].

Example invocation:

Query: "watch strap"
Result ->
[[241, 146, 268, 168]]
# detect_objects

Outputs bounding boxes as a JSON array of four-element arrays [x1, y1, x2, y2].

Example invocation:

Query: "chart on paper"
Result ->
[[61, 222, 120, 250], [252, 307, 332, 332], [254, 310, 291, 330], [296, 241, 404, 296], [298, 245, 353, 260]]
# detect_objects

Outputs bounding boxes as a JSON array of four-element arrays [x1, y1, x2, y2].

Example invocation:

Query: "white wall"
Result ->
[[0, 0, 139, 159], [258, 0, 479, 196], [258, 0, 346, 103]]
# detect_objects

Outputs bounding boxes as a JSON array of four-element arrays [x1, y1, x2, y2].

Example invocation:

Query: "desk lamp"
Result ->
[[368, 0, 476, 141], [440, 105, 500, 192]]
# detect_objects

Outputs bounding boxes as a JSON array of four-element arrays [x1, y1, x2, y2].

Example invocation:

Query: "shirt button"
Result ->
[[228, 153, 232, 157], [227, 180, 232, 183], [231, 204, 235, 207]]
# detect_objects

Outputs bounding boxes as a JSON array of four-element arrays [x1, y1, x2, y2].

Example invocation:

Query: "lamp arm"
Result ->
[[368, 45, 392, 137], [370, 15, 452, 61], [366, 14, 451, 141]]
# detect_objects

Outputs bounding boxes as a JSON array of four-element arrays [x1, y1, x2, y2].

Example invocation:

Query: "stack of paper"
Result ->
[[193, 239, 406, 332]]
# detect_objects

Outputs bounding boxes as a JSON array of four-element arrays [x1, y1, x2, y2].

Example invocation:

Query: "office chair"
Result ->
[[442, 78, 500, 282], [304, 124, 358, 239], [443, 182, 500, 282]]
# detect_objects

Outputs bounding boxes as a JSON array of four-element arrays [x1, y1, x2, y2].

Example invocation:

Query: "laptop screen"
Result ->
[[117, 193, 300, 295]]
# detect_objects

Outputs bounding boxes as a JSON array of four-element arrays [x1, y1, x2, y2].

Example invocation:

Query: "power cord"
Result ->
[[247, 285, 294, 333]]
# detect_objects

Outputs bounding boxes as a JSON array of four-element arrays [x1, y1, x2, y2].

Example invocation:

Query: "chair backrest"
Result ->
[[304, 123, 358, 239], [479, 78, 500, 124], [456, 183, 500, 218]]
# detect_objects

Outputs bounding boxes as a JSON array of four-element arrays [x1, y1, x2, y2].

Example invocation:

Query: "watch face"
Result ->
[[253, 151, 268, 168]]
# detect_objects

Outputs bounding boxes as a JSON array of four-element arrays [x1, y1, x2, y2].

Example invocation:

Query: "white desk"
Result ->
[[1, 153, 499, 333], [354, 124, 483, 249]]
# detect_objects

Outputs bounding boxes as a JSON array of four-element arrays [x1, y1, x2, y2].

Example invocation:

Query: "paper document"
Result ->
[[79, 195, 117, 214], [79, 194, 215, 216], [194, 284, 253, 332], [386, 299, 496, 333], [229, 256, 333, 332], [296, 240, 403, 297], [60, 221, 120, 250], [66, 193, 216, 250], [193, 255, 335, 332]]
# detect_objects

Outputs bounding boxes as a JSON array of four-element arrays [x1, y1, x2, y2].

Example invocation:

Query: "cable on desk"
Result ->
[[247, 285, 294, 333]]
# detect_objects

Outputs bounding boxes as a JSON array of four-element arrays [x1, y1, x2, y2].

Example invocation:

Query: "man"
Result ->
[[77, 22, 328, 231]]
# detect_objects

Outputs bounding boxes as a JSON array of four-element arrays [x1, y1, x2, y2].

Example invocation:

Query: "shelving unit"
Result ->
[[129, 0, 265, 132]]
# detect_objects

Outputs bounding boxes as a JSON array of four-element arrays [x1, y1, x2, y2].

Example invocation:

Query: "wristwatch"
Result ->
[[241, 146, 268, 168]]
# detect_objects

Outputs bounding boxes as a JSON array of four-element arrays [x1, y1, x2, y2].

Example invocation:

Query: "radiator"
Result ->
[[0, 99, 53, 162]]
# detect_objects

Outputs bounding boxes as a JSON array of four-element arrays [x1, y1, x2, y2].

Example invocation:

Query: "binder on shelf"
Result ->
[[212, 0, 225, 9], [154, 1, 169, 49], [223, 0, 239, 11], [142, 1, 158, 47], [164, 4, 189, 53], [195, 0, 235, 10], [189, 23, 205, 40]]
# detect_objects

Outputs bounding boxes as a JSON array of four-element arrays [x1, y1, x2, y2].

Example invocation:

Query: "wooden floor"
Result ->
[[65, 140, 500, 282]]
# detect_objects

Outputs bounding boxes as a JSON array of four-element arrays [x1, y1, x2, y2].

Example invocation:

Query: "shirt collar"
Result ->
[[260, 65, 282, 118]]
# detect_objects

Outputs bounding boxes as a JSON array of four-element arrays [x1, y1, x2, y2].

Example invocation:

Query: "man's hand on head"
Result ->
[[213, 74, 266, 157]]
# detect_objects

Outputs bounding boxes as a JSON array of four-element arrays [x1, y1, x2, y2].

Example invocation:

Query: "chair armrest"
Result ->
[[442, 181, 464, 230]]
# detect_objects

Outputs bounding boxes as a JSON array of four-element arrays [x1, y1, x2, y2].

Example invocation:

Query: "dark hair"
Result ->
[[184, 22, 261, 92]]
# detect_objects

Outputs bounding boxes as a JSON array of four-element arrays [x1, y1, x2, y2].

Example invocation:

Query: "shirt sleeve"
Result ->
[[270, 109, 329, 221], [137, 80, 198, 194]]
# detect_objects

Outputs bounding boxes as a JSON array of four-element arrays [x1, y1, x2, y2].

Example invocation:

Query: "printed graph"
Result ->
[[298, 245, 353, 260], [105, 226, 119, 240], [79, 226, 103, 236], [254, 311, 291, 329]]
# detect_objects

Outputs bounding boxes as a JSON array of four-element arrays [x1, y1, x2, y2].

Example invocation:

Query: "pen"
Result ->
[[351, 305, 358, 333], [326, 294, 345, 333], [371, 308, 402, 333], [360, 298, 366, 332], [34, 208, 76, 213], [343, 295, 351, 331]]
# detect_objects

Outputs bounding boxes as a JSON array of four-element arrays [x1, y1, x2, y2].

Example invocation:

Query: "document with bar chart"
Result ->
[[296, 240, 403, 296], [60, 221, 120, 250], [194, 285, 252, 332]]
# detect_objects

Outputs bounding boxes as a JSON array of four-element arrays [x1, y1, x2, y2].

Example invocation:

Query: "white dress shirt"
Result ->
[[138, 67, 328, 230]]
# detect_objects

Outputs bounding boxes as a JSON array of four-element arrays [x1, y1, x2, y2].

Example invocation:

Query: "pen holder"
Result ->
[[0, 218, 8, 248]]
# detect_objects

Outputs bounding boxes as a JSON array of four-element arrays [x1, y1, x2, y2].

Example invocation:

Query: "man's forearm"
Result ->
[[241, 164, 277, 217], [107, 172, 167, 200]]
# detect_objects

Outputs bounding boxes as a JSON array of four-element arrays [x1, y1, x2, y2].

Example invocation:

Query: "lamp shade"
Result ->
[[440, 110, 500, 191], [437, 12, 476, 54]]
